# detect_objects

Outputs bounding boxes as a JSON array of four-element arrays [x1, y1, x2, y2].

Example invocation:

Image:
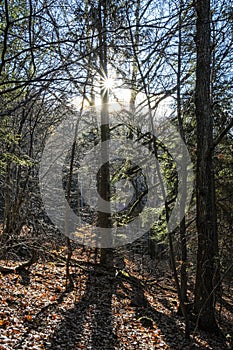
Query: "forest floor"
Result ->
[[0, 241, 232, 350]]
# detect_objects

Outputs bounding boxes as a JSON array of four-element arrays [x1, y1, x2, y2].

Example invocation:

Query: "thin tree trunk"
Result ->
[[129, 0, 140, 112], [97, 0, 113, 267], [177, 2, 189, 334], [127, 4, 190, 338]]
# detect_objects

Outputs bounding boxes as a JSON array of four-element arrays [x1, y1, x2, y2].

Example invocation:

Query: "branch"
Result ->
[[0, 0, 11, 77], [212, 118, 233, 149]]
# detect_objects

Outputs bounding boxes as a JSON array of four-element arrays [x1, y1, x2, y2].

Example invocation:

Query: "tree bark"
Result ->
[[97, 0, 113, 267], [194, 0, 219, 332]]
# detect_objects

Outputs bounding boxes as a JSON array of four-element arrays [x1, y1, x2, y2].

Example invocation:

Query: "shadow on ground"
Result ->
[[44, 265, 198, 350]]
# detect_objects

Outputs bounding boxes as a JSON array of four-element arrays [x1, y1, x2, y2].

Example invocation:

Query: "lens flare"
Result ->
[[103, 77, 114, 90]]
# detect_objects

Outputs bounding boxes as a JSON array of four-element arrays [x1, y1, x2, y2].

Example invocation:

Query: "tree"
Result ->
[[194, 0, 219, 332], [96, 0, 113, 266]]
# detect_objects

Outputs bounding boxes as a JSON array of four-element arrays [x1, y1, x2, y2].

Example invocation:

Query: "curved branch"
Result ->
[[212, 118, 233, 149]]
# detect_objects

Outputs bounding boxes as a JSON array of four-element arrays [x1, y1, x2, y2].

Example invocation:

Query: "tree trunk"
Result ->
[[97, 0, 113, 267], [129, 0, 140, 112], [194, 0, 219, 332], [177, 3, 189, 335]]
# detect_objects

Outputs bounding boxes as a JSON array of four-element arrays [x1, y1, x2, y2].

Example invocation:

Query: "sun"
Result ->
[[102, 77, 115, 90]]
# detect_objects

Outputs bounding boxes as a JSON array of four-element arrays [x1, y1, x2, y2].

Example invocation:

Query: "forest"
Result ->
[[0, 0, 232, 349]]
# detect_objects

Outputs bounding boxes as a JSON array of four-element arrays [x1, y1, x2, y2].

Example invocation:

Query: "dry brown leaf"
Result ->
[[24, 315, 33, 321], [0, 319, 8, 327]]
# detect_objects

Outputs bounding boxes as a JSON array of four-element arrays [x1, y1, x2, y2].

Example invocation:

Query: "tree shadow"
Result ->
[[219, 297, 233, 314], [116, 270, 190, 346], [46, 265, 119, 350], [43, 260, 229, 350], [44, 266, 191, 349]]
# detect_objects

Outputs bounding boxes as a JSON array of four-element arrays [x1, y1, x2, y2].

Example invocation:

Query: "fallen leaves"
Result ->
[[0, 319, 9, 328], [24, 315, 33, 322], [0, 247, 231, 350]]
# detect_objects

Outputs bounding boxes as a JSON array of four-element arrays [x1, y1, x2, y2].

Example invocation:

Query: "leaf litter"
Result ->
[[0, 246, 232, 350]]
